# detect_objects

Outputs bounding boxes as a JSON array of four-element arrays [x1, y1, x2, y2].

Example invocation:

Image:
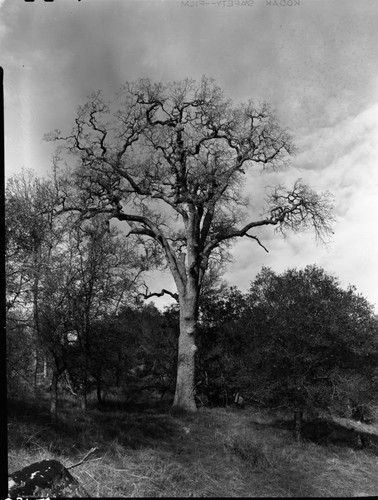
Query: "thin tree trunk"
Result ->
[[32, 244, 42, 393], [293, 409, 303, 442], [81, 377, 88, 411], [96, 374, 102, 405], [173, 292, 198, 412], [115, 353, 121, 386], [81, 326, 89, 411], [50, 371, 59, 424], [33, 351, 39, 391]]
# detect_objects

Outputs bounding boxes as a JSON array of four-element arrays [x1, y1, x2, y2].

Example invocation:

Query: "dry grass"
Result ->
[[7, 398, 378, 497]]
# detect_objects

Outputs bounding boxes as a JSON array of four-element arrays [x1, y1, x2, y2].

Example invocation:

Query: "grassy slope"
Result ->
[[7, 398, 378, 497]]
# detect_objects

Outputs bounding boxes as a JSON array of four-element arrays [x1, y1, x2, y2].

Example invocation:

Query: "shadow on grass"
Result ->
[[8, 398, 52, 426], [302, 419, 378, 453], [249, 411, 378, 454], [7, 396, 183, 456]]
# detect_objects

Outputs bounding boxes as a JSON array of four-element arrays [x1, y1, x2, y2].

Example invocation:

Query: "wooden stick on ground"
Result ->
[[67, 447, 99, 469]]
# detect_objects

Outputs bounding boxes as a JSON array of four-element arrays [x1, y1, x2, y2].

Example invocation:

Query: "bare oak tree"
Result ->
[[47, 77, 334, 411]]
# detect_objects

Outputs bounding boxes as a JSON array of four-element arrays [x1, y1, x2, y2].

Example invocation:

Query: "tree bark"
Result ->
[[173, 291, 198, 412]]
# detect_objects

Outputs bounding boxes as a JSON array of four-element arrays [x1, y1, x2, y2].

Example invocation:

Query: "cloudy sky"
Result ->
[[2, 0, 378, 311]]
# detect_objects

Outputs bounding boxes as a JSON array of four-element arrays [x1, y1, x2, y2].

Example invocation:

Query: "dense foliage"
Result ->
[[196, 266, 378, 425], [245, 266, 378, 422]]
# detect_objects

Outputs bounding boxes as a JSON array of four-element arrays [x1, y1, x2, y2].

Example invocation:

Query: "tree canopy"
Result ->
[[45, 77, 335, 411], [216, 266, 378, 421]]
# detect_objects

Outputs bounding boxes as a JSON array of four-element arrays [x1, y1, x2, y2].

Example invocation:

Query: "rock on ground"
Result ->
[[8, 459, 89, 498]]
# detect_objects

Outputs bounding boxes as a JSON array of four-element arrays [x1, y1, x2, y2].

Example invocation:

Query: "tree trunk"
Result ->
[[115, 353, 121, 386], [50, 371, 58, 424], [96, 375, 102, 405], [81, 333, 89, 411], [33, 350, 39, 391], [293, 409, 303, 442], [173, 293, 198, 412], [81, 379, 88, 411]]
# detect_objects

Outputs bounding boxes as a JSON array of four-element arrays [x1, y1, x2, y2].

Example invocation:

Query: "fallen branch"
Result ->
[[330, 416, 378, 437], [67, 447, 99, 470]]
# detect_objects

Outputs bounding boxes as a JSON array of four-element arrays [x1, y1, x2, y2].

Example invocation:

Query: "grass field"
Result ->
[[7, 397, 378, 497]]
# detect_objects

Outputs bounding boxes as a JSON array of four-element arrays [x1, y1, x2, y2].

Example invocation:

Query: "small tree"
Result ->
[[41, 215, 142, 414], [6, 169, 62, 403], [6, 169, 144, 419], [47, 77, 334, 411], [245, 266, 378, 438], [5, 169, 56, 314], [6, 316, 37, 397]]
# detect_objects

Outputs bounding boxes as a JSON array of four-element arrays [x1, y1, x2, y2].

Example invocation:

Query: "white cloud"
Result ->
[[224, 100, 378, 312]]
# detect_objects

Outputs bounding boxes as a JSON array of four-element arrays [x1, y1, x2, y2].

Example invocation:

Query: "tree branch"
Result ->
[[139, 285, 179, 302], [245, 234, 269, 253]]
